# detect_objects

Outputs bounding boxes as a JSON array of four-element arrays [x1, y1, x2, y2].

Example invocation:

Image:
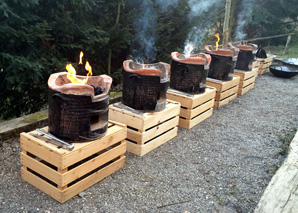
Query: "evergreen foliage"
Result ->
[[0, 0, 297, 119]]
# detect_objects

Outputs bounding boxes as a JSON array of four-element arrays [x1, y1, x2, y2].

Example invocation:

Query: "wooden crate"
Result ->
[[166, 87, 216, 129], [252, 60, 260, 70], [20, 121, 127, 203], [257, 56, 273, 75], [234, 68, 258, 95], [109, 100, 180, 156], [206, 76, 240, 108]]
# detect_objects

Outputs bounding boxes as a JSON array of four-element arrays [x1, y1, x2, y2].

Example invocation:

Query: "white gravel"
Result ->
[[0, 73, 297, 212]]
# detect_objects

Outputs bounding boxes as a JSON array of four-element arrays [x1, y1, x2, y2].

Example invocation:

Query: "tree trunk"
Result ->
[[107, 1, 122, 76], [228, 0, 236, 42], [107, 49, 112, 76], [223, 0, 232, 48]]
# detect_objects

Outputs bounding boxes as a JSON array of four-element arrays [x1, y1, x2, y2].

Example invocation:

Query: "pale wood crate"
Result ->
[[20, 121, 127, 203], [166, 87, 216, 129], [257, 56, 273, 75], [109, 100, 180, 156], [206, 76, 240, 108], [234, 67, 258, 95]]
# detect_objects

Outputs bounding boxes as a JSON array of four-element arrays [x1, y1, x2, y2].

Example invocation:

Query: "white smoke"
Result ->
[[183, 26, 206, 56], [131, 0, 157, 63], [188, 0, 218, 20], [235, 0, 253, 40], [131, 0, 179, 63], [155, 0, 178, 11], [183, 0, 218, 57]]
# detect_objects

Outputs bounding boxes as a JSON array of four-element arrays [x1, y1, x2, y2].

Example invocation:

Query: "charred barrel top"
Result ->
[[205, 45, 239, 81], [170, 52, 211, 94], [229, 42, 258, 71], [48, 72, 112, 142], [122, 60, 170, 111]]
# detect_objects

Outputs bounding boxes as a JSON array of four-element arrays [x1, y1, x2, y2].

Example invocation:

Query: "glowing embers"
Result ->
[[47, 54, 112, 142], [170, 52, 211, 94], [122, 60, 170, 112]]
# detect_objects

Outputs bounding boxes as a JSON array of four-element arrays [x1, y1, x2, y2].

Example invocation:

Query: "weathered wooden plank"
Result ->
[[255, 131, 298, 213]]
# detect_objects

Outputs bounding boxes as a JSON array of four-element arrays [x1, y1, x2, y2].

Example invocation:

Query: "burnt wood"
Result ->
[[122, 70, 168, 111], [235, 50, 254, 71], [207, 53, 236, 81], [170, 60, 208, 94], [48, 88, 109, 142]]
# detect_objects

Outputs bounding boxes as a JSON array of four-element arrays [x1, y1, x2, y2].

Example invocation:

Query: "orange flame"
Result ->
[[79, 51, 84, 65], [85, 61, 92, 77], [215, 33, 220, 51], [66, 51, 92, 84]]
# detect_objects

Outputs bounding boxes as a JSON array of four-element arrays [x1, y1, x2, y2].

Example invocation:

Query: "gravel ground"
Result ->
[[0, 73, 297, 213]]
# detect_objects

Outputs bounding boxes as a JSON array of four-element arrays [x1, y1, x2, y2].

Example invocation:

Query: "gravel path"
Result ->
[[1, 73, 297, 213]]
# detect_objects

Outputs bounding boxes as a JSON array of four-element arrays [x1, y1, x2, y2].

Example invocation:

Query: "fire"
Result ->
[[85, 61, 92, 77], [66, 51, 92, 84], [78, 51, 84, 65], [215, 33, 220, 51]]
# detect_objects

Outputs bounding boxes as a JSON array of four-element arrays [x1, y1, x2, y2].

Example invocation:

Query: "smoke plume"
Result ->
[[131, 0, 156, 63], [130, 0, 179, 63], [155, 0, 178, 11], [235, 0, 253, 40], [183, 0, 218, 56], [187, 0, 218, 20]]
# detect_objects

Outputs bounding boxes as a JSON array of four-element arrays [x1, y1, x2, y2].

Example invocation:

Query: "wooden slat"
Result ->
[[61, 156, 125, 203], [206, 80, 222, 91], [214, 93, 237, 108], [238, 83, 255, 95], [69, 125, 124, 151], [126, 127, 178, 156], [179, 108, 213, 129], [109, 105, 144, 130], [143, 100, 180, 130], [221, 76, 240, 91], [62, 142, 126, 186], [167, 87, 216, 109], [252, 61, 260, 68], [215, 85, 239, 101], [206, 76, 240, 92], [21, 152, 62, 186], [21, 167, 63, 203], [20, 133, 63, 168], [262, 63, 271, 69], [180, 99, 214, 119], [127, 116, 179, 144], [191, 88, 216, 109], [239, 76, 256, 88], [21, 157, 126, 203], [234, 70, 256, 81], [109, 101, 180, 131], [62, 125, 126, 168], [126, 128, 142, 144], [166, 92, 193, 109]]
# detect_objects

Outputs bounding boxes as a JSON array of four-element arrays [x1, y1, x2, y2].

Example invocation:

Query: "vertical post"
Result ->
[[223, 0, 232, 48], [283, 34, 292, 56], [107, 1, 122, 76], [108, 49, 112, 76]]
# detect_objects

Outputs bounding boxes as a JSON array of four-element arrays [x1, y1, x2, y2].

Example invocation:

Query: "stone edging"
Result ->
[[0, 95, 122, 142]]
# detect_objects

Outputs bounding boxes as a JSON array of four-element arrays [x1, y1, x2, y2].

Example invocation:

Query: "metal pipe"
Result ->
[[36, 128, 74, 151]]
